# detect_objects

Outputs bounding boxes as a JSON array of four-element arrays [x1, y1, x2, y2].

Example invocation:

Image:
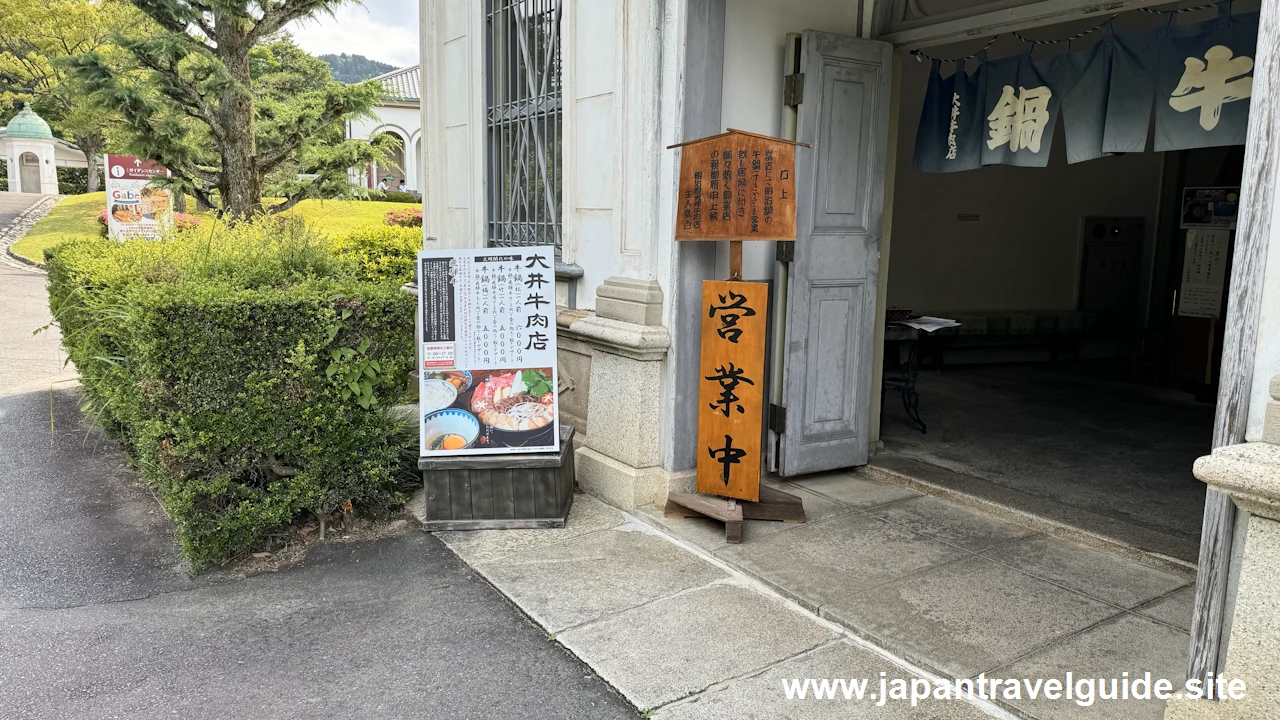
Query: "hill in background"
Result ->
[[320, 53, 397, 83]]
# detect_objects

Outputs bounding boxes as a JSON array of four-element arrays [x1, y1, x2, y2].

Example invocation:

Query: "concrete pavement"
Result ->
[[0, 387, 636, 720]]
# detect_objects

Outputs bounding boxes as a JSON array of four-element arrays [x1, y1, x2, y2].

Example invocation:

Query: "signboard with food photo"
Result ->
[[416, 246, 560, 456], [104, 154, 172, 239]]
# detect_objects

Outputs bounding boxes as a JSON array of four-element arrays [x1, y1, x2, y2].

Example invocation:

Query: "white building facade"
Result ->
[[2, 103, 87, 195], [418, 1, 1280, 707], [348, 66, 423, 192]]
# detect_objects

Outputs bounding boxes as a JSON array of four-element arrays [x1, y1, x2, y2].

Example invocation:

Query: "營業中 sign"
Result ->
[[104, 154, 171, 239], [696, 280, 768, 502], [417, 247, 560, 457]]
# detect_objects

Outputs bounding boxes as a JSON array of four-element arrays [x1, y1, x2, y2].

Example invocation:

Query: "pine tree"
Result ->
[[69, 0, 391, 217]]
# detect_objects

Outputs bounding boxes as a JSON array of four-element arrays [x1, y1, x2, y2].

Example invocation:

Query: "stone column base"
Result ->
[[576, 446, 695, 511]]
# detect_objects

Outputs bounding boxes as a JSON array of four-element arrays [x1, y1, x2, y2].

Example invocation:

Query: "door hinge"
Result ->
[[768, 404, 787, 435], [783, 73, 804, 106], [775, 240, 794, 263]]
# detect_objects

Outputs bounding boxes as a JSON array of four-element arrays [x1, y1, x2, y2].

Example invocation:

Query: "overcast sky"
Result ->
[[289, 0, 420, 68]]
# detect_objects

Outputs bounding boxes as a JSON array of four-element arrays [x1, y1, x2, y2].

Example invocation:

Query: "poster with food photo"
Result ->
[[105, 154, 172, 239], [417, 247, 560, 456]]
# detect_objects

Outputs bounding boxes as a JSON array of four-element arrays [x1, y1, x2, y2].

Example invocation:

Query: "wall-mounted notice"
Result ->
[[417, 247, 559, 457], [104, 154, 171, 239], [1181, 187, 1240, 229], [1178, 228, 1230, 318], [671, 129, 804, 242]]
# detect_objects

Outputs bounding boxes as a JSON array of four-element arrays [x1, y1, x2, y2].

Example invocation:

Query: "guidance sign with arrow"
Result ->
[[105, 154, 173, 239]]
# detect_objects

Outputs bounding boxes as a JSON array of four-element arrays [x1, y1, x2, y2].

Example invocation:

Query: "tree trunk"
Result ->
[[81, 137, 103, 194], [212, 21, 261, 218]]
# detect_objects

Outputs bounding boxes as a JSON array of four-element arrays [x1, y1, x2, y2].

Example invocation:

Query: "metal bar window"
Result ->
[[485, 0, 563, 254]]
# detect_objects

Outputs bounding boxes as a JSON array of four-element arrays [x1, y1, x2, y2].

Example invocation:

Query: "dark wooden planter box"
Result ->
[[417, 426, 576, 531]]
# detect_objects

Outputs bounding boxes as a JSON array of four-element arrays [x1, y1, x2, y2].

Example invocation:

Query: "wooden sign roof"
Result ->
[[670, 129, 809, 242]]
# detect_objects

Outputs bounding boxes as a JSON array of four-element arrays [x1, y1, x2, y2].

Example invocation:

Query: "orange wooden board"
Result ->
[[675, 133, 797, 241], [695, 280, 768, 502]]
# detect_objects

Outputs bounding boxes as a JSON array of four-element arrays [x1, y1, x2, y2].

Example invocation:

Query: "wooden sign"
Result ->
[[696, 280, 768, 502], [670, 129, 805, 242]]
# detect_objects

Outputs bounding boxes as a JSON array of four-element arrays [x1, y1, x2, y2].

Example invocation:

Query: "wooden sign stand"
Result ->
[[663, 129, 811, 543]]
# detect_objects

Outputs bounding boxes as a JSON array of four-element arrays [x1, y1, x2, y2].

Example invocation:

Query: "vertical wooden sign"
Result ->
[[696, 280, 768, 502]]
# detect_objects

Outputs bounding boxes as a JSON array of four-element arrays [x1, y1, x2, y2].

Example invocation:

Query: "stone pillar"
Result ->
[[1165, 375, 1280, 720], [567, 277, 694, 510]]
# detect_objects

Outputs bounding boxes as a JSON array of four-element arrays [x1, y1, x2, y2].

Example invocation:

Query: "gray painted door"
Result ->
[[19, 153, 40, 194], [778, 31, 892, 477]]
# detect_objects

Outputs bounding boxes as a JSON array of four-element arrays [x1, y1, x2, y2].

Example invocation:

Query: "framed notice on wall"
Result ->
[[417, 247, 560, 457], [104, 154, 172, 239]]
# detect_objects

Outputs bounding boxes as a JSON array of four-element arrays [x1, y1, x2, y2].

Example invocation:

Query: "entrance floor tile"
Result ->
[[653, 640, 995, 720], [866, 495, 1035, 552], [821, 554, 1121, 678], [557, 582, 836, 711], [474, 523, 729, 632], [716, 511, 967, 609], [981, 534, 1193, 609], [781, 469, 922, 508], [993, 613, 1189, 720]]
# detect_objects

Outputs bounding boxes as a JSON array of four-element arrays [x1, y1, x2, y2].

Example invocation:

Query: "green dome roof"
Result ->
[[5, 103, 53, 140]]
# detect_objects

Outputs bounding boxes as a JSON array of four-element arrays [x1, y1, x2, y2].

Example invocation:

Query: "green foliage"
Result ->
[[318, 53, 396, 84], [0, 0, 139, 192], [45, 218, 415, 567], [0, 159, 6, 192], [56, 166, 104, 195], [68, 0, 387, 217], [330, 225, 422, 285], [381, 191, 416, 204]]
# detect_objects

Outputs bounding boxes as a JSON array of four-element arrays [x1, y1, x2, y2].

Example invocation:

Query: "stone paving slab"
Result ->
[[716, 510, 967, 610], [782, 469, 922, 508], [634, 481, 854, 553], [981, 534, 1192, 610], [1132, 585, 1196, 632], [866, 494, 1035, 552], [993, 613, 1189, 720], [557, 582, 837, 711], [472, 521, 728, 632], [653, 640, 998, 720], [435, 492, 627, 565], [822, 554, 1121, 679]]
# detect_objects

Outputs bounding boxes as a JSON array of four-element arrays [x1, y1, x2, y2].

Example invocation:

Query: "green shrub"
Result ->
[[383, 191, 417, 203], [46, 217, 415, 568], [56, 166, 104, 195], [0, 159, 6, 192], [330, 225, 421, 285]]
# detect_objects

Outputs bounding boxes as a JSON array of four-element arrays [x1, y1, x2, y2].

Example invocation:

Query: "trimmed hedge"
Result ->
[[57, 166, 104, 196], [330, 225, 422, 285], [46, 219, 415, 567]]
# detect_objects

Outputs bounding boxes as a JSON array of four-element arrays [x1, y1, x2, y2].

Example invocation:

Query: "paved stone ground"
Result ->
[[430, 493, 1011, 719], [635, 475, 1196, 720], [1, 194, 77, 398], [0, 199, 636, 719]]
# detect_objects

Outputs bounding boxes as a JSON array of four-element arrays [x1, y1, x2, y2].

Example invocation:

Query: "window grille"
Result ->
[[485, 0, 563, 254]]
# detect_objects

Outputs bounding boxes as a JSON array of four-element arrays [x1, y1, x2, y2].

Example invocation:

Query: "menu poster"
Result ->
[[1178, 228, 1230, 318], [104, 154, 172, 239], [417, 247, 560, 457]]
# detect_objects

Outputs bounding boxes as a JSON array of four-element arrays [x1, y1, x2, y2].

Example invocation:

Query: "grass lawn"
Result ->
[[10, 193, 419, 263]]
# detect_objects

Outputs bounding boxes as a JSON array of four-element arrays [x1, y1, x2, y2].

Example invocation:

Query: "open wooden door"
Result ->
[[777, 31, 892, 476]]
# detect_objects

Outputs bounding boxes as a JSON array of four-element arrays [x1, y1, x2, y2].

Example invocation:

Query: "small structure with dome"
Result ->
[[1, 103, 88, 194]]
